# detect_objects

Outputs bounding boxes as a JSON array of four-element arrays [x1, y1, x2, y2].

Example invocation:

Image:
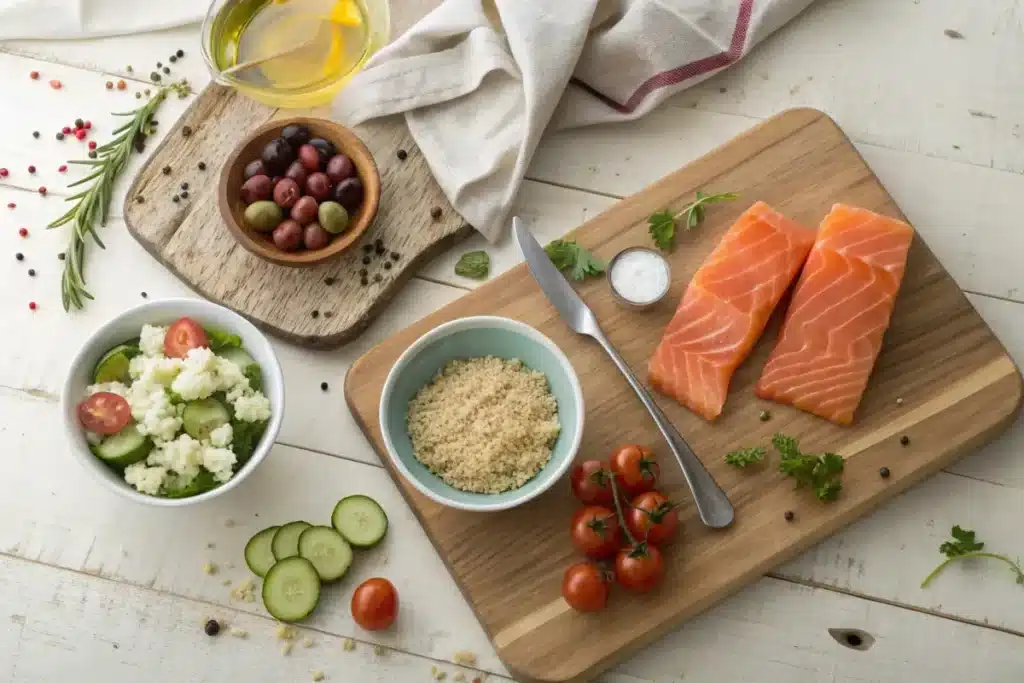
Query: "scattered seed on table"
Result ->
[[324, 276, 336, 285], [162, 66, 171, 75], [75, 129, 87, 140], [373, 273, 382, 282], [177, 49, 185, 58], [374, 238, 383, 247], [88, 141, 97, 150], [105, 81, 114, 89], [135, 92, 142, 99], [144, 89, 151, 95], [7, 202, 15, 209], [56, 132, 64, 140], [358, 268, 367, 277], [180, 191, 189, 199], [430, 206, 442, 220], [879, 467, 890, 479], [374, 244, 385, 255], [126, 65, 133, 72], [784, 510, 794, 521], [117, 80, 127, 90], [169, 55, 177, 63], [360, 277, 368, 286], [311, 310, 320, 319], [88, 151, 97, 159], [383, 261, 392, 270], [390, 252, 400, 261], [18, 228, 27, 237], [27, 268, 35, 277], [198, 161, 207, 171], [57, 252, 65, 260], [58, 165, 67, 173], [162, 166, 171, 175], [49, 79, 62, 89], [204, 620, 220, 637], [32, 131, 39, 139], [323, 311, 332, 318], [84, 121, 92, 129], [396, 149, 407, 160], [27, 165, 36, 174], [362, 244, 373, 253], [0, 169, 7, 177], [151, 72, 161, 82], [141, 292, 148, 298], [362, 256, 371, 265], [28, 301, 37, 311], [38, 187, 47, 196], [900, 435, 910, 446], [759, 410, 771, 422], [181, 182, 189, 191], [75, 118, 84, 129], [135, 196, 145, 204], [15, 253, 23, 261], [29, 70, 39, 80], [182, 125, 193, 138], [895, 397, 904, 405], [156, 62, 163, 68], [320, 382, 328, 391], [62, 126, 72, 134]]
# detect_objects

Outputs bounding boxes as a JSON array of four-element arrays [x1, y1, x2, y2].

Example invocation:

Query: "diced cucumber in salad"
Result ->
[[77, 317, 272, 499]]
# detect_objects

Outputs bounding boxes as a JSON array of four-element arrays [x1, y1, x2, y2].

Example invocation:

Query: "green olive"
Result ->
[[243, 200, 283, 233], [317, 201, 350, 235]]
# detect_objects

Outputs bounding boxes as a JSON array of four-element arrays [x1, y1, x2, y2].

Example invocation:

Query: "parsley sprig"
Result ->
[[920, 525, 1024, 588], [724, 446, 765, 468], [648, 190, 738, 251], [454, 250, 490, 279], [774, 434, 844, 502], [544, 239, 606, 280]]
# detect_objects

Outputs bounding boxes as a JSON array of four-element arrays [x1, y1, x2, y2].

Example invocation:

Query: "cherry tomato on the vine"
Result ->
[[625, 491, 679, 546], [569, 506, 621, 560], [570, 460, 613, 505], [615, 543, 665, 593], [561, 562, 610, 612], [609, 444, 659, 496]]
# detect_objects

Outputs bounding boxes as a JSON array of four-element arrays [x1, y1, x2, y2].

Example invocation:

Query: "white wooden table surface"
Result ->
[[3, 1, 1024, 681]]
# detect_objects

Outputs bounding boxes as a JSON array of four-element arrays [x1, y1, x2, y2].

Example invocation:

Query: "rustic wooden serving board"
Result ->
[[345, 108, 1023, 683], [121, 0, 467, 348]]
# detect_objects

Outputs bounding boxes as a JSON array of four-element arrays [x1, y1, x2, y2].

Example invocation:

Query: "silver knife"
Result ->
[[513, 217, 734, 529]]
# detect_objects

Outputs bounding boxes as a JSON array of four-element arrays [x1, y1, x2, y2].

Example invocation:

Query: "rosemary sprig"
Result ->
[[48, 80, 192, 311]]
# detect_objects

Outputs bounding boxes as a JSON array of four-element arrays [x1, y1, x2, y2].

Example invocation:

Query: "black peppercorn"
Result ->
[[75, 118, 84, 129], [204, 619, 220, 637], [900, 435, 910, 446], [311, 310, 320, 319], [88, 151, 97, 159], [362, 256, 371, 265], [180, 191, 189, 199], [162, 67, 170, 75], [384, 261, 392, 270], [360, 277, 368, 286], [32, 131, 39, 139], [141, 292, 148, 298], [176, 49, 185, 58], [172, 195, 180, 203], [156, 61, 162, 68], [323, 311, 332, 318], [375, 243, 385, 255], [784, 510, 794, 522], [320, 382, 328, 391], [879, 467, 890, 478], [430, 206, 442, 220], [169, 55, 177, 63], [373, 273, 382, 282], [374, 238, 383, 247], [390, 252, 400, 261], [56, 132, 64, 140], [358, 268, 367, 277], [136, 196, 145, 204], [181, 182, 189, 191], [162, 165, 171, 175], [759, 410, 771, 422], [198, 161, 207, 171], [15, 253, 23, 261], [27, 268, 36, 277], [57, 252, 65, 260], [396, 149, 407, 160], [182, 126, 192, 138], [362, 244, 373, 253], [324, 276, 335, 286], [151, 72, 161, 82]]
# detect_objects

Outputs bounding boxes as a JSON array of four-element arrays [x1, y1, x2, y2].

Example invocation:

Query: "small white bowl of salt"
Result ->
[[607, 246, 672, 310]]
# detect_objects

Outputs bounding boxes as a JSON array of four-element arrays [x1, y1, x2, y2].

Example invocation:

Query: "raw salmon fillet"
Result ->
[[755, 204, 915, 424], [648, 201, 816, 421]]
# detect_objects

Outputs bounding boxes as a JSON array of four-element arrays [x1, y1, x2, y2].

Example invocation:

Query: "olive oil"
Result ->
[[207, 0, 375, 108]]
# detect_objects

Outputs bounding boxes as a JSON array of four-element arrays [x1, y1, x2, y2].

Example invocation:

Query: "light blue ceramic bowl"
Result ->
[[378, 316, 584, 512]]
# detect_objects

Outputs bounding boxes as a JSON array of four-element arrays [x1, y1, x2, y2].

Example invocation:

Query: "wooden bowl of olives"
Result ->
[[218, 116, 380, 267]]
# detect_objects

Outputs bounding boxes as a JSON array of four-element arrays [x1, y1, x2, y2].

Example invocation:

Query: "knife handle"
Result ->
[[590, 330, 735, 529]]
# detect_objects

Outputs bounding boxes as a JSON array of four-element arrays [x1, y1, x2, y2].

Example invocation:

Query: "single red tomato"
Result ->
[[570, 460, 613, 505], [615, 543, 665, 593], [562, 562, 610, 612], [77, 392, 132, 435], [351, 578, 398, 631], [625, 491, 680, 546], [609, 444, 659, 496], [569, 506, 621, 560], [163, 317, 210, 359]]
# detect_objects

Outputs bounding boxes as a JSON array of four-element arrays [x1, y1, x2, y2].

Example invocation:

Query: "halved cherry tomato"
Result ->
[[625, 491, 679, 546], [351, 577, 398, 631], [163, 317, 209, 359], [609, 444, 659, 496], [570, 460, 613, 505], [562, 562, 610, 612], [569, 506, 621, 560], [77, 392, 132, 435], [615, 543, 665, 593]]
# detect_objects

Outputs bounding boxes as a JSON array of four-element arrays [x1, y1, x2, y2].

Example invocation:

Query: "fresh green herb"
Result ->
[[454, 250, 490, 279], [163, 470, 219, 499], [648, 190, 739, 251], [244, 365, 263, 393], [544, 239, 607, 280], [724, 446, 766, 468], [48, 79, 192, 311], [206, 327, 242, 352], [232, 419, 268, 467], [773, 433, 844, 502], [921, 525, 1024, 588]]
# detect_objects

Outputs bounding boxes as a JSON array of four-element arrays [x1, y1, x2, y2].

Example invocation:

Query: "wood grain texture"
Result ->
[[344, 109, 1024, 683]]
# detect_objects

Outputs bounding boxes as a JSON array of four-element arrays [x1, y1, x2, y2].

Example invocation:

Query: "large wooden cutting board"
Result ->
[[344, 109, 1023, 683]]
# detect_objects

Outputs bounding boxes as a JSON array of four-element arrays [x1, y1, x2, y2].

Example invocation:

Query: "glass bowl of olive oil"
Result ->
[[201, 0, 389, 109]]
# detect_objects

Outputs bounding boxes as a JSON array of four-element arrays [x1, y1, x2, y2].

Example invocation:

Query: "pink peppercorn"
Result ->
[[0, 168, 8, 177], [18, 227, 28, 237], [6, 203, 14, 209], [58, 165, 67, 173], [84, 121, 92, 130], [74, 129, 87, 141], [28, 302, 37, 311], [38, 187, 47, 196], [62, 126, 71, 134], [27, 165, 35, 174], [88, 141, 97, 150], [29, 70, 39, 80], [49, 79, 62, 89]]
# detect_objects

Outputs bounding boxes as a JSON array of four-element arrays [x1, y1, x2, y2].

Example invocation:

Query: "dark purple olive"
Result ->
[[284, 160, 308, 187], [280, 123, 312, 150], [305, 172, 333, 201], [332, 177, 364, 213], [240, 175, 272, 204], [303, 222, 332, 250], [261, 137, 295, 175], [272, 219, 303, 251], [325, 154, 356, 184], [290, 196, 319, 225], [297, 144, 321, 172], [272, 177, 302, 210], [308, 137, 336, 159], [243, 159, 267, 180]]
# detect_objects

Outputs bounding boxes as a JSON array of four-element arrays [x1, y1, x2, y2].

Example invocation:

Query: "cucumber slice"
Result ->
[[92, 343, 139, 384], [182, 398, 231, 441], [245, 526, 280, 578], [271, 521, 312, 561], [261, 556, 321, 622], [331, 495, 388, 548], [92, 424, 153, 468], [219, 347, 256, 370], [298, 526, 353, 582]]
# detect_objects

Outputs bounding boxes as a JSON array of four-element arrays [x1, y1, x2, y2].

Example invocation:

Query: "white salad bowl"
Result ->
[[61, 298, 285, 507]]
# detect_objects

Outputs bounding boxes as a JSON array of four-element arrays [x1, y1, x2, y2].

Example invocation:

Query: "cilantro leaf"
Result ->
[[544, 240, 607, 280], [647, 190, 739, 251], [940, 525, 985, 558], [231, 419, 268, 468], [724, 446, 765, 468], [244, 365, 263, 393], [648, 210, 676, 251], [774, 434, 844, 502], [922, 525, 1024, 588], [205, 327, 242, 352], [454, 250, 490, 280]]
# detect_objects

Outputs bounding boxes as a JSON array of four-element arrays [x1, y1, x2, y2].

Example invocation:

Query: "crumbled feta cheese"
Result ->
[[454, 674, 466, 683], [311, 671, 325, 682], [230, 578, 255, 602], [162, 472, 197, 490], [86, 381, 129, 398], [148, 433, 203, 477], [281, 643, 294, 656], [139, 324, 167, 357], [214, 355, 247, 392], [171, 347, 219, 401], [453, 652, 477, 666], [124, 463, 167, 495], [277, 625, 298, 641], [233, 390, 271, 423], [208, 423, 233, 448], [127, 383, 182, 443], [202, 445, 237, 483], [203, 561, 218, 575], [302, 637, 315, 648], [342, 638, 355, 652], [229, 627, 248, 638], [431, 666, 447, 681], [129, 355, 183, 387]]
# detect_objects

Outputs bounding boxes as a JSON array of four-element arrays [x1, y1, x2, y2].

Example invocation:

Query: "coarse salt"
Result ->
[[610, 249, 670, 305]]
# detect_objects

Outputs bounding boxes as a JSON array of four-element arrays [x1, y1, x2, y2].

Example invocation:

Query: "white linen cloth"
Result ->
[[0, 0, 209, 40], [334, 0, 817, 242]]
